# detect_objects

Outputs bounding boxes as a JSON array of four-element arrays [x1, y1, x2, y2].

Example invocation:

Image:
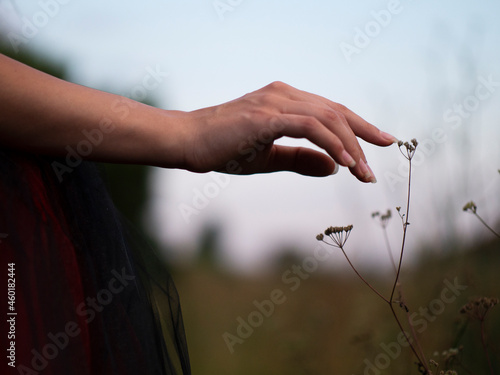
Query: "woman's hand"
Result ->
[[181, 81, 397, 182]]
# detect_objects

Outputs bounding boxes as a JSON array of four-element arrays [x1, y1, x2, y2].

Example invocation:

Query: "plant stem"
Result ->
[[339, 246, 390, 304], [388, 303, 426, 370], [474, 212, 500, 239], [382, 226, 397, 275], [390, 159, 411, 303], [389, 155, 430, 374], [481, 319, 495, 375]]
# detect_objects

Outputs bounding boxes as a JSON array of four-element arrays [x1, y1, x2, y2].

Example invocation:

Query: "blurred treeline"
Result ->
[[3, 41, 499, 374]]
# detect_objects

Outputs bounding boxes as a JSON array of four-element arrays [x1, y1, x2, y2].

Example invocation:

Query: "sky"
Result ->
[[1, 0, 499, 273]]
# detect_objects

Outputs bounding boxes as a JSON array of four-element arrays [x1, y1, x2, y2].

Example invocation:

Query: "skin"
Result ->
[[0, 54, 397, 182]]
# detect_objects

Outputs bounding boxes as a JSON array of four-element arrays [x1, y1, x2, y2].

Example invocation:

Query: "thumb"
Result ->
[[265, 145, 338, 176]]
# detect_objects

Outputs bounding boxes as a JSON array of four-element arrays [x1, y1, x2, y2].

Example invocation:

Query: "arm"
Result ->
[[0, 54, 396, 182], [0, 53, 186, 168]]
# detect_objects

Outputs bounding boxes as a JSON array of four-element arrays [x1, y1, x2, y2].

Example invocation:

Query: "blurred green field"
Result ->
[[173, 238, 500, 375]]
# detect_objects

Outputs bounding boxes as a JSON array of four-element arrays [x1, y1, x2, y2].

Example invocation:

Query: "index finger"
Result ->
[[282, 84, 398, 146]]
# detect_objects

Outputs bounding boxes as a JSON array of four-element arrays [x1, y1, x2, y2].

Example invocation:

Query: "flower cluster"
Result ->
[[317, 225, 353, 248], [372, 209, 392, 228], [398, 138, 418, 160], [460, 297, 499, 321], [462, 201, 477, 214]]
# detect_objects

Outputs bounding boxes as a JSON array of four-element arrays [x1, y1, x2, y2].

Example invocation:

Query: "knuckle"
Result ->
[[332, 102, 348, 113], [267, 81, 288, 91], [324, 108, 347, 126], [298, 116, 318, 134], [258, 93, 277, 106]]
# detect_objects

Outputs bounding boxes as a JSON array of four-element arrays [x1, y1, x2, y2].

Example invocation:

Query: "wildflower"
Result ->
[[318, 225, 353, 248], [460, 297, 499, 321], [381, 209, 391, 221], [398, 138, 418, 160], [462, 201, 477, 214], [372, 209, 392, 229]]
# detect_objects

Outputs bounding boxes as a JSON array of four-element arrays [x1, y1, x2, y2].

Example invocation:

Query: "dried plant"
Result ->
[[317, 138, 433, 373], [317, 142, 499, 374], [463, 201, 500, 239], [460, 297, 499, 375]]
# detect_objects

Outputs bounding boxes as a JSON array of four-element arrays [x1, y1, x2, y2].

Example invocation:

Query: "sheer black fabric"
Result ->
[[0, 149, 190, 375]]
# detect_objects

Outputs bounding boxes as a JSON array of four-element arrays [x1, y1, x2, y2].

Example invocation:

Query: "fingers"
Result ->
[[270, 81, 397, 146], [272, 109, 375, 183], [265, 145, 338, 177], [258, 82, 396, 182]]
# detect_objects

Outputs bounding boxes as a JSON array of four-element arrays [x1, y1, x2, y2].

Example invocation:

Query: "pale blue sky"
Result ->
[[2, 0, 499, 272]]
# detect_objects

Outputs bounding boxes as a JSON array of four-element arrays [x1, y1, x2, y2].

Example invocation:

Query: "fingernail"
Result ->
[[380, 130, 398, 144], [367, 164, 377, 183], [331, 162, 340, 175], [342, 150, 356, 167], [358, 159, 372, 181]]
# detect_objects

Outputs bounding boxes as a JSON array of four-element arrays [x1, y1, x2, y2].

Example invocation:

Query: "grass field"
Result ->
[[173, 238, 500, 374]]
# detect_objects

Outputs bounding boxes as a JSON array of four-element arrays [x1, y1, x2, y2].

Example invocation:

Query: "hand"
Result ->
[[181, 81, 397, 182]]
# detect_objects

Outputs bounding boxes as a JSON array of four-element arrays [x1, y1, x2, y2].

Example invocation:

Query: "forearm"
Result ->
[[0, 54, 187, 167]]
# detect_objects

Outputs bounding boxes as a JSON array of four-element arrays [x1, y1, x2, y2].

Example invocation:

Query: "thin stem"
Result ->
[[382, 226, 397, 275], [480, 319, 495, 375], [388, 304, 426, 370], [389, 149, 430, 374], [338, 245, 390, 304], [474, 212, 500, 239], [390, 159, 412, 303], [402, 298, 428, 372]]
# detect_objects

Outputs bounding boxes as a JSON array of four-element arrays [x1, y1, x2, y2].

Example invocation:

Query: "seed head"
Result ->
[[321, 224, 353, 248], [462, 201, 477, 214], [460, 297, 498, 321], [398, 138, 418, 160]]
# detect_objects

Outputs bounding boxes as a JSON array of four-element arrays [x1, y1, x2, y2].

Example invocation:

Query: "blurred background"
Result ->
[[1, 0, 499, 373]]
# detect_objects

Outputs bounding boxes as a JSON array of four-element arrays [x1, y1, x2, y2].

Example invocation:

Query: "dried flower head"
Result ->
[[398, 138, 418, 160], [462, 201, 477, 214], [381, 209, 391, 221], [372, 209, 392, 228], [319, 225, 353, 248], [460, 297, 499, 321]]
